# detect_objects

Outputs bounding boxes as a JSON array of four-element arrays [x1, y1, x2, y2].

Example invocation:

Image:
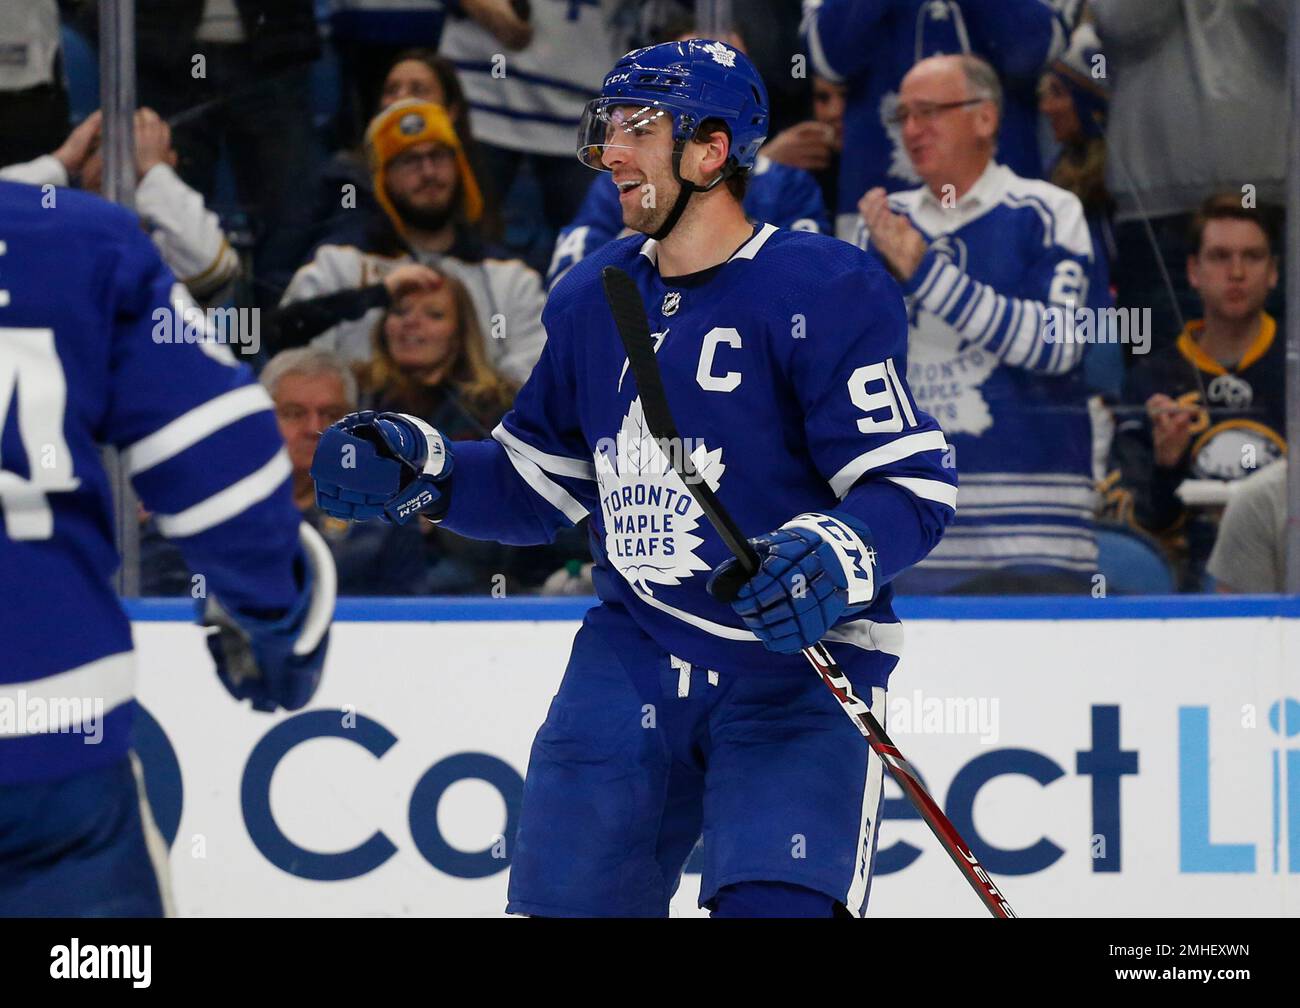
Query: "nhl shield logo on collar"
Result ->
[[661, 291, 681, 316]]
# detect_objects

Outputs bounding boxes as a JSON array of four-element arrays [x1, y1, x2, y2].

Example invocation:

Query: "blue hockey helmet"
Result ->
[[576, 39, 770, 183]]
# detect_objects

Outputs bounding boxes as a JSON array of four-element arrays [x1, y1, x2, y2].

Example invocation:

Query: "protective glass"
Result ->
[[576, 99, 675, 170]]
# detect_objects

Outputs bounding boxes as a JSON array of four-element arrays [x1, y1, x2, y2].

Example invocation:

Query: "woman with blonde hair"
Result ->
[[356, 269, 516, 439], [353, 269, 536, 594]]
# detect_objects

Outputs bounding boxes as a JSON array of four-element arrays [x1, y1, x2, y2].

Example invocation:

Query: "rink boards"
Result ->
[[127, 596, 1300, 918]]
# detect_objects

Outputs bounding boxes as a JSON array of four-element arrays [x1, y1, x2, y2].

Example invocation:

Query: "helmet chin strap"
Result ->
[[646, 141, 732, 243]]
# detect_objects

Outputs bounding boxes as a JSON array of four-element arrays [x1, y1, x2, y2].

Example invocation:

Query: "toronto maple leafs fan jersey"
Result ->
[[546, 156, 831, 288], [0, 180, 303, 784], [441, 0, 626, 158], [854, 162, 1098, 590], [440, 224, 957, 685]]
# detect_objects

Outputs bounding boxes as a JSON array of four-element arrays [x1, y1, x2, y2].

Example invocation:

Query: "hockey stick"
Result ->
[[600, 266, 1016, 919]]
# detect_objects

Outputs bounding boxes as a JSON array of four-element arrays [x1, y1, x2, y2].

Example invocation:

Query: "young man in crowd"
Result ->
[[1110, 195, 1284, 589]]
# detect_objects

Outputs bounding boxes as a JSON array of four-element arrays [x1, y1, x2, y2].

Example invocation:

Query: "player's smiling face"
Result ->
[[598, 105, 682, 235]]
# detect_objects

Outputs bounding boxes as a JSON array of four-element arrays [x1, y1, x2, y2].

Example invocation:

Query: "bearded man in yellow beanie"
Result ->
[[277, 99, 546, 386], [367, 98, 484, 237]]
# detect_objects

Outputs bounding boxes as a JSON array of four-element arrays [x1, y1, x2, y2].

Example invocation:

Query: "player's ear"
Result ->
[[696, 127, 731, 180]]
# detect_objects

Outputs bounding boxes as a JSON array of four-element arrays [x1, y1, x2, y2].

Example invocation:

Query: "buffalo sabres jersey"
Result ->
[[1112, 313, 1286, 535], [855, 161, 1098, 590], [546, 156, 831, 288], [0, 181, 302, 784], [440, 224, 957, 685]]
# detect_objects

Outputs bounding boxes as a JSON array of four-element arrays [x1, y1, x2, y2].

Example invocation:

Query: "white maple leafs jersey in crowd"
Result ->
[[441, 0, 627, 158], [853, 162, 1098, 590], [439, 224, 958, 686], [0, 181, 303, 785]]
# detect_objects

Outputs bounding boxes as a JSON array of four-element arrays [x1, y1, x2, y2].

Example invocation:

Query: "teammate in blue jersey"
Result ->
[[313, 40, 956, 917], [546, 153, 830, 288], [0, 180, 334, 916]]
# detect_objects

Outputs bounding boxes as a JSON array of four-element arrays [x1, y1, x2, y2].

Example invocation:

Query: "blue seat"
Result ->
[[1094, 523, 1176, 594], [1083, 338, 1125, 399]]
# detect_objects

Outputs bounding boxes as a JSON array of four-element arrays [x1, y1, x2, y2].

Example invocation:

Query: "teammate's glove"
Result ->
[[202, 523, 336, 712], [311, 411, 453, 524], [707, 511, 877, 655]]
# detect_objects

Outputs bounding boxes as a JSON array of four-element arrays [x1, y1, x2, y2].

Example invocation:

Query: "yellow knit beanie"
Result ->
[[365, 98, 483, 227]]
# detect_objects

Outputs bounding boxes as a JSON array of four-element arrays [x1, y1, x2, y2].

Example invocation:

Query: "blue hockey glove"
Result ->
[[707, 511, 877, 655], [311, 411, 453, 524], [202, 523, 336, 712]]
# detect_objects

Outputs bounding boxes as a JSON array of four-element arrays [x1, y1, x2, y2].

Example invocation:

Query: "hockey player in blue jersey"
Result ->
[[0, 180, 335, 916], [313, 40, 956, 917]]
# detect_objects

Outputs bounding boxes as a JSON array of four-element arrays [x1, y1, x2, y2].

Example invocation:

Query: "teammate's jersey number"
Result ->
[[0, 327, 79, 541], [849, 358, 917, 434]]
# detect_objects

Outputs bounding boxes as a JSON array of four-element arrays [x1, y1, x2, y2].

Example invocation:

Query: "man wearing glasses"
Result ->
[[801, 0, 1074, 240], [857, 54, 1100, 595]]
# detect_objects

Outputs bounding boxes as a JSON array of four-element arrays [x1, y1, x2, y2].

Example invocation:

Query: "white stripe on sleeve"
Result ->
[[498, 441, 588, 523], [885, 475, 958, 510], [154, 448, 291, 537], [124, 384, 273, 476], [830, 430, 949, 498], [0, 651, 136, 735], [493, 423, 595, 481]]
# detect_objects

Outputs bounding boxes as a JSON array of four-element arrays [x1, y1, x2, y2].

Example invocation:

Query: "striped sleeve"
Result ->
[[898, 189, 1094, 376], [104, 231, 302, 615]]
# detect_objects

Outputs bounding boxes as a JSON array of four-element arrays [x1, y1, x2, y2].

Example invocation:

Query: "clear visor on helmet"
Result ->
[[576, 99, 675, 170]]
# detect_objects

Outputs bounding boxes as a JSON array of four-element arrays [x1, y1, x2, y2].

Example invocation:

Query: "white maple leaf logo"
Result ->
[[702, 42, 736, 67], [595, 397, 725, 597]]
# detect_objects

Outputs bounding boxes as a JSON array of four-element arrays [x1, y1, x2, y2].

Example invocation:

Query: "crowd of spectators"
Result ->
[[1, 0, 1292, 596]]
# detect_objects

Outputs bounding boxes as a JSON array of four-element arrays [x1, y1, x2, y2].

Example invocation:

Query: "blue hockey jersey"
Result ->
[[0, 181, 304, 785], [802, 0, 1070, 239], [545, 156, 831, 288], [855, 162, 1097, 589], [442, 224, 957, 684]]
